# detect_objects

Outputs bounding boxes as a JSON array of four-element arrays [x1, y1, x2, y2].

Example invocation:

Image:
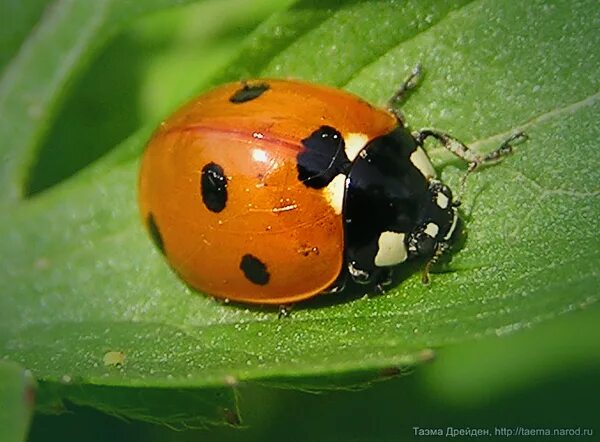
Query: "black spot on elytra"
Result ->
[[240, 254, 270, 285], [229, 82, 270, 103], [146, 213, 165, 254], [201, 162, 227, 212], [297, 125, 351, 189]]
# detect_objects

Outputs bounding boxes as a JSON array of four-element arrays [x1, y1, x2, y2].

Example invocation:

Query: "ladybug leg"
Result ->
[[374, 268, 393, 294], [347, 261, 372, 285], [387, 64, 422, 124], [413, 129, 527, 196], [278, 304, 292, 319], [322, 272, 347, 294], [421, 242, 450, 285]]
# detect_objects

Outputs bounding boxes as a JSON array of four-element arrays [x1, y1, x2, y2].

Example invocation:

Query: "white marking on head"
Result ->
[[410, 147, 436, 179], [323, 174, 346, 215], [436, 192, 449, 209], [374, 231, 408, 267], [444, 209, 459, 241], [424, 222, 440, 238], [344, 133, 369, 161]]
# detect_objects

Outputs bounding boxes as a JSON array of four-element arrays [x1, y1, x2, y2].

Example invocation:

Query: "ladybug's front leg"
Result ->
[[421, 242, 450, 285], [413, 129, 528, 196], [387, 64, 422, 125], [374, 268, 393, 295]]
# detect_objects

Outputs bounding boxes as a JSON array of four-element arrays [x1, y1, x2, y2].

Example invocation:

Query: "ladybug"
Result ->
[[139, 68, 524, 305]]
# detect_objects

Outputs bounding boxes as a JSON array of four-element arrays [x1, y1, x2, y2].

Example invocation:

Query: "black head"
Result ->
[[341, 126, 458, 287], [405, 180, 458, 259]]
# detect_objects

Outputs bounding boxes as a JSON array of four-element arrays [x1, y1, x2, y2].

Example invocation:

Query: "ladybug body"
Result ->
[[140, 78, 517, 304]]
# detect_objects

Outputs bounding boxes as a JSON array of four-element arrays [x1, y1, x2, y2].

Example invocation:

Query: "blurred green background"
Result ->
[[1, 0, 598, 440]]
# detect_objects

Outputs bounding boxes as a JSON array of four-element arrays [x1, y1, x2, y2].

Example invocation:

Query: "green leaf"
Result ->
[[0, 360, 35, 442], [0, 0, 47, 73], [35, 382, 240, 429], [1, 0, 599, 426], [425, 304, 600, 404], [0, 0, 204, 205]]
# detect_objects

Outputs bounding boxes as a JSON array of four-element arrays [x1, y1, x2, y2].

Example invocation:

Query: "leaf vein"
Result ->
[[470, 90, 600, 151]]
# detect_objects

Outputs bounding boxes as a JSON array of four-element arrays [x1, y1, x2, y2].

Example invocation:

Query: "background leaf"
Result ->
[[0, 0, 234, 204], [28, 307, 600, 441], [0, 360, 35, 442], [1, 0, 598, 430]]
